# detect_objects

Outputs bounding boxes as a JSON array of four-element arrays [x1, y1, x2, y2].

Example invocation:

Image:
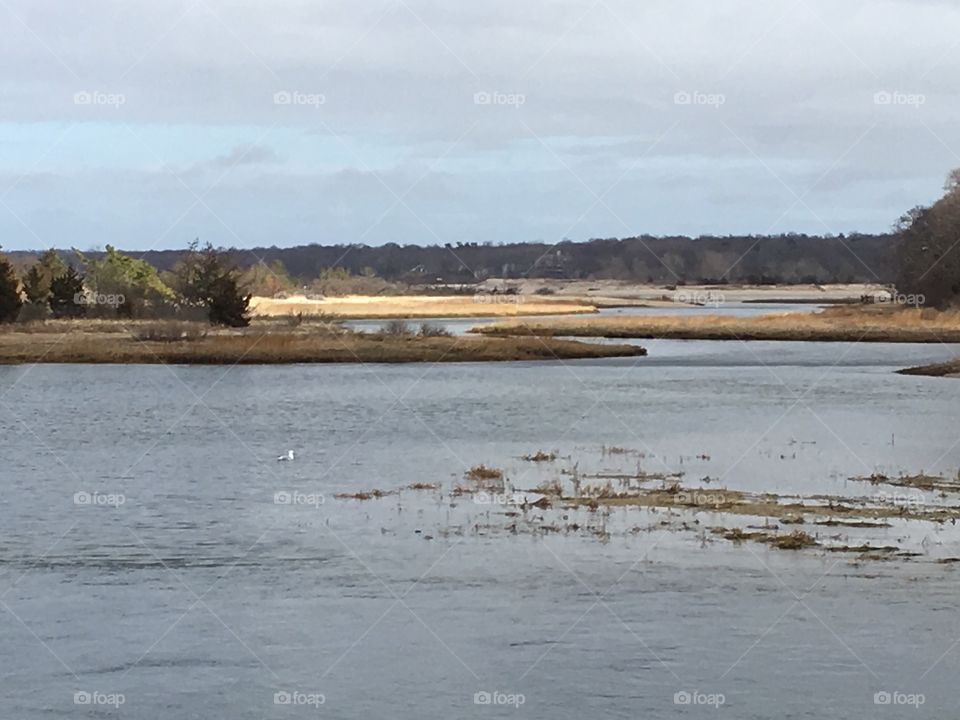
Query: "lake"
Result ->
[[1, 335, 959, 718]]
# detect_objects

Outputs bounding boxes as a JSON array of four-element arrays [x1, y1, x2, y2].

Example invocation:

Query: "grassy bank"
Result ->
[[250, 294, 597, 319], [0, 320, 646, 364], [898, 359, 960, 377], [472, 306, 960, 343]]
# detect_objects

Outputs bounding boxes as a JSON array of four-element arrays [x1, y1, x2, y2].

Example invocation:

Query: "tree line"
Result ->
[[896, 169, 960, 308], [1, 171, 959, 324], [0, 242, 251, 326]]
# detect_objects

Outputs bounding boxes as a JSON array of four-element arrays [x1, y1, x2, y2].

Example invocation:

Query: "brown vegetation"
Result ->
[[899, 359, 960, 378], [473, 305, 960, 343], [250, 294, 597, 319], [0, 320, 647, 364]]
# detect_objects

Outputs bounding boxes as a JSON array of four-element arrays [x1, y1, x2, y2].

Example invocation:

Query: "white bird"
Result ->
[[277, 450, 295, 462]]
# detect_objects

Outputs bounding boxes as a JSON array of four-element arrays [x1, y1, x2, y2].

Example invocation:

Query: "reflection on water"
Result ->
[[1, 336, 959, 718]]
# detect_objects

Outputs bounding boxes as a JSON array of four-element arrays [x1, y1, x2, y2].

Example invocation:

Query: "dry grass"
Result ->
[[900, 359, 960, 377], [465, 465, 504, 482], [0, 324, 647, 365], [250, 294, 597, 319], [473, 305, 960, 343], [521, 450, 557, 462], [335, 489, 391, 500], [407, 482, 441, 491]]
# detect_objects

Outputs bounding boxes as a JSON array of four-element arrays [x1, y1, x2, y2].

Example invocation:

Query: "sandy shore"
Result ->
[[467, 279, 890, 305], [250, 294, 598, 318]]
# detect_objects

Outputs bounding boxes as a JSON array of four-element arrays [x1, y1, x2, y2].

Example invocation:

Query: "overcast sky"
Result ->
[[1, 0, 958, 251]]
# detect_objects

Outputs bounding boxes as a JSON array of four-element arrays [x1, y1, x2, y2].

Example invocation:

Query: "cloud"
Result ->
[[0, 0, 958, 248]]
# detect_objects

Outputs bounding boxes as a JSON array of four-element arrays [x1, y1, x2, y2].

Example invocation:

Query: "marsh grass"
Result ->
[[0, 322, 646, 364], [474, 305, 960, 343], [522, 450, 557, 462]]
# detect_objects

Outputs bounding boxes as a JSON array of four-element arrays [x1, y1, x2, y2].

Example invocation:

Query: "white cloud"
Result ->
[[0, 0, 958, 248]]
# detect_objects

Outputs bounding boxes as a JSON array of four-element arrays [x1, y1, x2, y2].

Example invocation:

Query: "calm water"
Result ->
[[2, 337, 960, 718], [343, 302, 819, 335]]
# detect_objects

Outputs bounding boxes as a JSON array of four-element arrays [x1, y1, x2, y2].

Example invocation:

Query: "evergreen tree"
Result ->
[[22, 264, 48, 304], [896, 170, 960, 308], [0, 251, 22, 323], [174, 241, 251, 327], [49, 267, 86, 318]]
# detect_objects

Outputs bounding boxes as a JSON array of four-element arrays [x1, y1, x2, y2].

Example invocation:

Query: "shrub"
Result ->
[[133, 321, 208, 342], [383, 319, 412, 335], [417, 322, 451, 337], [0, 253, 22, 323], [49, 267, 85, 319]]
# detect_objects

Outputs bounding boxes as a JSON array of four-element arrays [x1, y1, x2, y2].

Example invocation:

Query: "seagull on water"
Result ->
[[277, 450, 295, 462]]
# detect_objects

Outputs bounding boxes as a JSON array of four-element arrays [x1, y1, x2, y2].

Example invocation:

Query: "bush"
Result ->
[[133, 321, 208, 342], [417, 322, 451, 337], [382, 319, 412, 335], [0, 253, 22, 323], [49, 267, 85, 319]]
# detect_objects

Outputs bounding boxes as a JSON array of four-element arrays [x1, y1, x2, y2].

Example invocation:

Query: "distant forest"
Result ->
[[9, 233, 895, 286]]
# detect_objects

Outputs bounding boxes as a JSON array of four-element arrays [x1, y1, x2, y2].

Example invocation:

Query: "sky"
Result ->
[[1, 0, 958, 251]]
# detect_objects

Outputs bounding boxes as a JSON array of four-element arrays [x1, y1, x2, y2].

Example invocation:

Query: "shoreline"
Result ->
[[898, 359, 960, 378], [0, 323, 647, 365], [471, 306, 960, 344]]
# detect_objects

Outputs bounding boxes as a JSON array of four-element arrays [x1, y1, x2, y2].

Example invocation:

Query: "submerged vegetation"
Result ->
[[326, 446, 960, 562]]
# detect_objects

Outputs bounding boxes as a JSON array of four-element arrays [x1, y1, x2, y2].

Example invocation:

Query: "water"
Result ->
[[1, 337, 960, 718], [342, 302, 819, 336]]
